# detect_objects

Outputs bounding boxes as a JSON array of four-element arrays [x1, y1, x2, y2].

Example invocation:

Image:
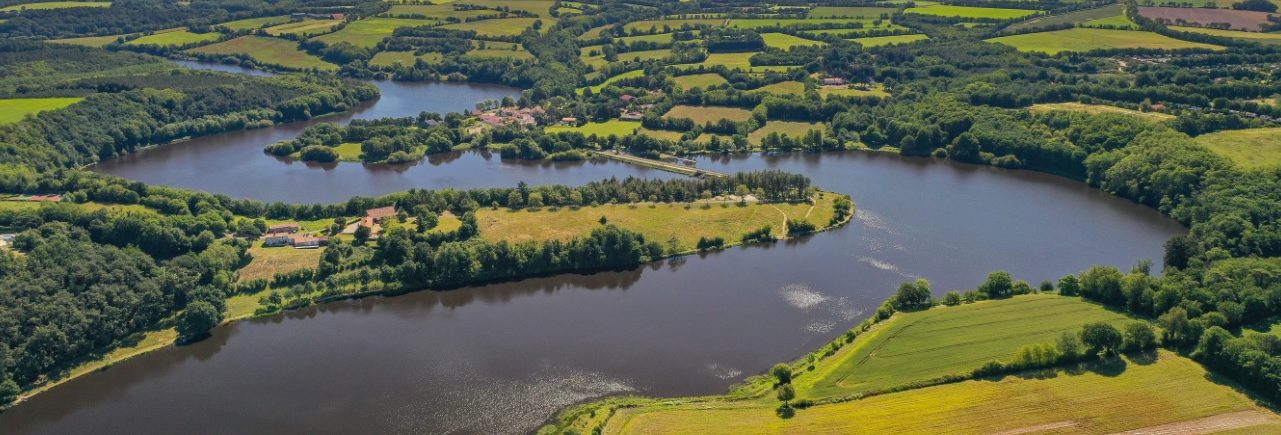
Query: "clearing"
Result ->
[[986, 28, 1222, 54], [124, 29, 220, 48], [369, 51, 444, 67], [1194, 127, 1281, 170], [0, 1, 109, 11], [0, 97, 83, 124], [238, 244, 323, 282], [751, 81, 806, 96], [264, 19, 342, 37]]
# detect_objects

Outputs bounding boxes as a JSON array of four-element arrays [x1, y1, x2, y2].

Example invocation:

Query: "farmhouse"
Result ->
[[263, 234, 293, 247], [361, 206, 397, 228], [290, 235, 326, 249]]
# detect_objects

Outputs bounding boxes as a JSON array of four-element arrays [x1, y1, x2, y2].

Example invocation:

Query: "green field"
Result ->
[[48, 34, 122, 47], [465, 48, 534, 60], [1194, 127, 1281, 170], [1029, 102, 1174, 121], [664, 105, 753, 123], [601, 351, 1280, 434], [124, 29, 220, 47], [807, 6, 898, 18], [698, 52, 759, 69], [187, 36, 337, 70], [215, 15, 292, 32], [369, 50, 444, 67], [906, 4, 1039, 19], [799, 294, 1130, 398], [239, 244, 322, 282], [820, 83, 889, 99], [385, 4, 493, 20], [614, 48, 673, 63], [987, 28, 1222, 54], [475, 194, 839, 249], [1172, 26, 1281, 44], [0, 1, 109, 11], [545, 120, 639, 137], [455, 0, 554, 16], [637, 127, 686, 142], [615, 33, 673, 44], [1005, 3, 1126, 32], [751, 80, 805, 96], [761, 33, 826, 49], [579, 24, 610, 40], [586, 69, 644, 93], [439, 17, 540, 37], [730, 18, 873, 29], [624, 18, 725, 32], [313, 17, 436, 48], [798, 23, 910, 37], [673, 73, 727, 90], [264, 19, 341, 36], [0, 97, 84, 124], [749, 121, 823, 144], [851, 33, 929, 47]]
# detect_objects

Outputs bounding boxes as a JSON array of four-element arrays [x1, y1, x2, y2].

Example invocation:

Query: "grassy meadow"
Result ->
[[906, 4, 1039, 19], [369, 51, 443, 67], [313, 17, 436, 48], [0, 97, 83, 124], [264, 19, 341, 36], [987, 28, 1222, 54], [187, 36, 337, 70], [1005, 3, 1126, 32], [1029, 102, 1175, 121], [216, 15, 292, 32], [673, 73, 727, 90], [748, 121, 824, 144], [761, 33, 826, 50], [124, 29, 220, 47], [664, 105, 753, 123], [1194, 127, 1281, 170], [439, 17, 541, 37], [587, 69, 644, 93], [820, 84, 889, 99], [49, 34, 122, 47], [851, 33, 929, 47], [545, 120, 640, 137], [807, 6, 897, 18], [238, 244, 323, 282], [624, 18, 725, 32], [751, 81, 806, 96], [1172, 26, 1281, 44]]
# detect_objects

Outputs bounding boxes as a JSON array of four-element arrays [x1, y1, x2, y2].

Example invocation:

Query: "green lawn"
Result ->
[[673, 73, 727, 90], [439, 17, 541, 37], [664, 105, 753, 123], [906, 4, 1039, 19], [1194, 127, 1281, 170], [369, 50, 444, 67], [264, 19, 342, 37], [761, 32, 826, 49], [749, 121, 823, 145], [798, 294, 1131, 399], [313, 17, 436, 48], [124, 29, 220, 47], [0, 97, 84, 124], [215, 15, 292, 32], [187, 36, 337, 71], [545, 120, 640, 137], [986, 28, 1222, 54], [851, 33, 929, 47], [750, 80, 806, 96], [0, 1, 109, 11]]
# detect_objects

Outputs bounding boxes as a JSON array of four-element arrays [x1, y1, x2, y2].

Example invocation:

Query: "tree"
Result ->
[[978, 271, 1013, 298], [771, 363, 792, 384], [1057, 274, 1080, 296], [1056, 331, 1083, 359], [1159, 307, 1196, 346], [0, 378, 18, 407], [942, 291, 962, 306], [354, 225, 372, 245], [1122, 321, 1157, 352], [1080, 322, 1123, 355], [776, 384, 795, 402], [892, 279, 932, 310], [507, 190, 525, 208], [177, 301, 222, 340]]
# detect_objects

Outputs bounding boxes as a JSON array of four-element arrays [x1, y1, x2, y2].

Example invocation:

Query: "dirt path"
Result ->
[[1107, 410, 1278, 435]]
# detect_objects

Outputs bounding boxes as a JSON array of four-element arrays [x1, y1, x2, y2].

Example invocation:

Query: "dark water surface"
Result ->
[[1, 150, 1184, 434], [93, 62, 678, 203]]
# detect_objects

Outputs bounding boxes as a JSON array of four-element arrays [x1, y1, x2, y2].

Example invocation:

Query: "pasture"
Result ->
[[313, 17, 436, 48], [187, 36, 337, 70], [238, 244, 323, 282], [614, 48, 673, 63], [905, 4, 1039, 19], [264, 19, 341, 37], [601, 352, 1281, 434], [474, 194, 838, 249], [465, 48, 534, 60], [0, 1, 109, 11], [384, 4, 493, 20], [216, 16, 292, 32], [545, 120, 639, 137], [616, 33, 672, 44], [49, 34, 121, 47], [807, 6, 897, 18], [637, 128, 686, 142], [586, 69, 644, 93], [124, 29, 220, 47], [797, 294, 1130, 399], [623, 18, 725, 32], [0, 97, 83, 124], [455, 0, 554, 17], [851, 33, 929, 47], [439, 17, 540, 37], [672, 73, 727, 90], [749, 121, 823, 144], [986, 28, 1222, 54], [663, 105, 753, 123], [729, 17, 872, 29], [798, 23, 910, 37], [761, 33, 826, 49], [1029, 102, 1175, 121], [1194, 127, 1281, 170], [700, 52, 758, 69], [750, 81, 805, 96], [369, 51, 444, 67]]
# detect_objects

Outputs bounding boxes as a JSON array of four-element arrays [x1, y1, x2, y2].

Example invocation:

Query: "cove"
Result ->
[[0, 151, 1184, 435], [91, 61, 678, 203]]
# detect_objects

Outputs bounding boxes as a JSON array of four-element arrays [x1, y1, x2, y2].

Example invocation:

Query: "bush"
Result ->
[[786, 218, 817, 235], [1080, 322, 1123, 355], [1122, 321, 1157, 352], [298, 145, 339, 163], [942, 291, 962, 306]]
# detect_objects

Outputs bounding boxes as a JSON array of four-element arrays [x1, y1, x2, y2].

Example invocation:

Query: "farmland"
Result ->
[[215, 16, 291, 32], [1172, 26, 1281, 44], [698, 52, 758, 69], [587, 69, 644, 93], [124, 29, 220, 47], [238, 244, 322, 282], [664, 105, 754, 123], [748, 121, 823, 144], [624, 18, 725, 32], [187, 36, 337, 70], [798, 23, 910, 37], [0, 1, 108, 11], [987, 28, 1222, 54], [1139, 6, 1275, 32], [820, 83, 889, 98], [751, 80, 806, 96], [545, 120, 640, 137], [0, 97, 83, 124], [761, 33, 826, 49], [807, 6, 897, 18], [439, 17, 541, 37], [730, 17, 876, 29], [1004, 3, 1127, 32], [672, 73, 727, 89], [369, 51, 443, 67], [905, 4, 1039, 19], [264, 19, 341, 37], [384, 4, 494, 20], [851, 33, 929, 47], [1029, 102, 1175, 121], [312, 17, 437, 48], [48, 34, 121, 47], [1194, 127, 1281, 170]]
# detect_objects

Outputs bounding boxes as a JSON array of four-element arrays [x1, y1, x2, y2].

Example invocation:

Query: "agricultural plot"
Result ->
[[0, 97, 83, 124], [49, 34, 122, 47], [986, 28, 1222, 54], [729, 18, 874, 29], [797, 23, 910, 37], [851, 33, 929, 47], [456, 0, 554, 17], [761, 33, 826, 49], [750, 80, 806, 95], [615, 48, 674, 63], [586, 69, 643, 93], [439, 17, 540, 37], [603, 352, 1281, 435], [579, 25, 611, 40], [0, 1, 108, 11], [1004, 3, 1126, 32], [905, 4, 1040, 19], [1172, 26, 1281, 44], [215, 15, 292, 32], [264, 19, 342, 37], [700, 52, 757, 69], [1029, 102, 1174, 121], [1139, 6, 1274, 32], [623, 18, 725, 32], [313, 17, 436, 48], [187, 36, 337, 71], [545, 120, 640, 137], [369, 51, 444, 67], [124, 29, 220, 47], [664, 105, 753, 123], [672, 73, 727, 89], [807, 6, 898, 18], [238, 244, 322, 282], [637, 127, 686, 142], [1082, 14, 1136, 28], [749, 121, 823, 144], [798, 294, 1130, 399], [1194, 127, 1281, 170], [384, 4, 493, 20]]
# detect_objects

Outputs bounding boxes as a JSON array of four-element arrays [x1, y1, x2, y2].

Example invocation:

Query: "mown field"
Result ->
[[851, 34, 928, 47], [0, 1, 109, 11], [797, 294, 1131, 399], [0, 97, 83, 124], [673, 73, 727, 90], [312, 17, 436, 48], [124, 29, 220, 47], [187, 36, 337, 70], [906, 4, 1039, 19], [602, 351, 1281, 434], [664, 105, 754, 123], [1194, 127, 1281, 170], [49, 34, 121, 47], [751, 81, 805, 96], [238, 244, 322, 282], [761, 33, 826, 50], [475, 194, 839, 249], [987, 28, 1222, 54], [545, 120, 640, 137], [1029, 102, 1175, 121]]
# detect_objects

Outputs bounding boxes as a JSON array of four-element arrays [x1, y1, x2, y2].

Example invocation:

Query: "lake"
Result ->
[[1, 149, 1185, 434]]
